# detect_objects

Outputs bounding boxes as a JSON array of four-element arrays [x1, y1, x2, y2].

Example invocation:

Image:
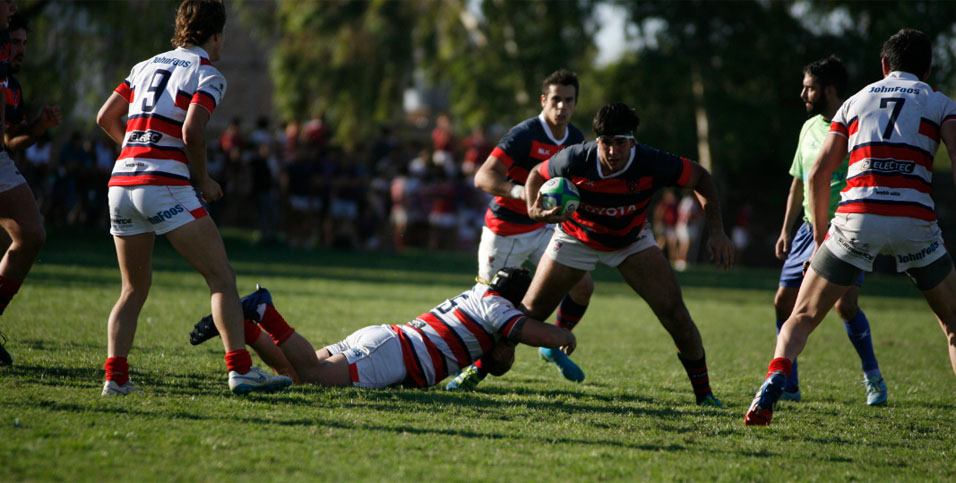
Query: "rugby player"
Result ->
[[747, 29, 956, 426], [447, 69, 594, 391], [95, 0, 290, 395], [188, 267, 577, 390], [523, 102, 735, 407], [772, 56, 886, 405]]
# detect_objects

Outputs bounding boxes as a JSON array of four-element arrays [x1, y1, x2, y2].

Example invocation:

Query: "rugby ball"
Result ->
[[540, 177, 580, 215]]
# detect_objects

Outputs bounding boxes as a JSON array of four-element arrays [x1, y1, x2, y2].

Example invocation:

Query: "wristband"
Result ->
[[510, 184, 523, 199]]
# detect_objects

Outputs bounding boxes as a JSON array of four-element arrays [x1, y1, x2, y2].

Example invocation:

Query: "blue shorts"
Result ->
[[779, 221, 863, 288]]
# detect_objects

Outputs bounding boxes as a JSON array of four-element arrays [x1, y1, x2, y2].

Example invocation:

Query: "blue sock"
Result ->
[[776, 319, 800, 391], [844, 310, 880, 376]]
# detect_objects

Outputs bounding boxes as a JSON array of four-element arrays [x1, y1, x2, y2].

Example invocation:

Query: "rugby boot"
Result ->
[[189, 285, 274, 345], [539, 347, 585, 382], [445, 364, 486, 391], [102, 379, 143, 396], [864, 375, 887, 406], [745, 371, 786, 426], [228, 366, 292, 394]]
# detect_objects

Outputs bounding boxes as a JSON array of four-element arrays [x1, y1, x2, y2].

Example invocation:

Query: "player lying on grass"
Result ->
[[188, 267, 576, 389]]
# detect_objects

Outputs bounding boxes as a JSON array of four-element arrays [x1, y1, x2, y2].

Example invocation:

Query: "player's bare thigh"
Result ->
[[520, 253, 586, 321], [164, 215, 235, 286], [617, 245, 683, 313]]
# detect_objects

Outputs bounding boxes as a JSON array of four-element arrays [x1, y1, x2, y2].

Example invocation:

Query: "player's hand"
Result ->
[[528, 191, 571, 224], [198, 176, 223, 202], [38, 106, 63, 130], [707, 230, 735, 269], [802, 244, 820, 276], [775, 233, 791, 260], [561, 331, 577, 356]]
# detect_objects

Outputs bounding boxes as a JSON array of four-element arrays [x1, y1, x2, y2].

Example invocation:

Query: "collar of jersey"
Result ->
[[887, 71, 919, 81], [596, 145, 636, 179], [537, 112, 569, 145], [178, 45, 211, 62]]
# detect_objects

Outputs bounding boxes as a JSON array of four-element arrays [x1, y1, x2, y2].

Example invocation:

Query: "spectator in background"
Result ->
[[431, 113, 456, 177], [461, 125, 492, 177], [674, 191, 702, 271], [652, 189, 679, 265], [303, 111, 329, 151]]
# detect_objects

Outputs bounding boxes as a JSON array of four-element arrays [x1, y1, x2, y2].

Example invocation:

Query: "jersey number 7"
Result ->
[[879, 97, 906, 140]]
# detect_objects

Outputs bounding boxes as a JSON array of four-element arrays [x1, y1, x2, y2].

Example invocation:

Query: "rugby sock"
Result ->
[[556, 296, 588, 331], [678, 352, 713, 403], [843, 310, 881, 376], [767, 357, 793, 379], [472, 358, 489, 378], [259, 305, 295, 346], [775, 319, 800, 392], [224, 349, 252, 375], [104, 356, 130, 386], [0, 276, 23, 316], [244, 319, 262, 345]]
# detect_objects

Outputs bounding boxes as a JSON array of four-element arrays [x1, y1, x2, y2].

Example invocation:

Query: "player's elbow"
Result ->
[[182, 124, 205, 147]]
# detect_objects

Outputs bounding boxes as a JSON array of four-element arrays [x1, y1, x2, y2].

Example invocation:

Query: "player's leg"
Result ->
[[906, 254, 956, 377], [617, 245, 719, 406], [317, 325, 408, 388], [0, 183, 46, 365], [774, 222, 817, 397], [103, 233, 154, 395], [833, 283, 885, 405]]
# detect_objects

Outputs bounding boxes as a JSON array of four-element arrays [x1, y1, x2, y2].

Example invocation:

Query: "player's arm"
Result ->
[[776, 177, 804, 260], [5, 106, 63, 152], [514, 317, 576, 355], [684, 162, 734, 269], [524, 163, 567, 223], [96, 92, 129, 145], [183, 103, 222, 202], [807, 134, 848, 247], [474, 154, 524, 200]]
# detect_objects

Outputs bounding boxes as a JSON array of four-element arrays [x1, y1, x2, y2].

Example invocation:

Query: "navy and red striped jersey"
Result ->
[[3, 75, 24, 131], [108, 46, 226, 187], [539, 141, 693, 251], [829, 71, 956, 221], [392, 283, 527, 388], [485, 114, 584, 236]]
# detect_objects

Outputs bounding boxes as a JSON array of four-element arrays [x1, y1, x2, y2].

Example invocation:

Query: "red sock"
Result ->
[[472, 357, 488, 377], [243, 319, 262, 345], [0, 276, 23, 315], [225, 350, 252, 374], [104, 356, 130, 386], [767, 357, 793, 379], [259, 305, 295, 345]]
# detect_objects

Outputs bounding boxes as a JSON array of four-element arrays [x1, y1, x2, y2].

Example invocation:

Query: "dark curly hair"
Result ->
[[881, 29, 931, 78], [542, 69, 579, 101], [171, 0, 226, 48], [804, 55, 848, 98], [592, 102, 640, 137]]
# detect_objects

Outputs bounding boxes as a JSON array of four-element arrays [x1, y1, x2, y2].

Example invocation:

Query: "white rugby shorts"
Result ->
[[545, 224, 657, 271], [477, 225, 554, 282], [824, 212, 948, 272], [108, 185, 208, 236], [323, 324, 406, 389], [0, 151, 27, 193]]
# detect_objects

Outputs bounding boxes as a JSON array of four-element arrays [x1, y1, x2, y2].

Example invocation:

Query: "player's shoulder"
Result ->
[[507, 116, 541, 137], [566, 123, 585, 144]]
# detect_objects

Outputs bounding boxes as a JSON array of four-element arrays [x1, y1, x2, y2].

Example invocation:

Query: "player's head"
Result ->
[[540, 69, 579, 129], [593, 103, 639, 171], [0, 0, 17, 31], [172, 0, 226, 57], [489, 267, 532, 306], [801, 55, 847, 116], [881, 29, 932, 79], [8, 12, 26, 74]]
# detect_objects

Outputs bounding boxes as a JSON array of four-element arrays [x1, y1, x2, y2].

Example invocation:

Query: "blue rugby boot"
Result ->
[[745, 371, 786, 426], [864, 374, 887, 406], [189, 285, 274, 345], [539, 347, 585, 382]]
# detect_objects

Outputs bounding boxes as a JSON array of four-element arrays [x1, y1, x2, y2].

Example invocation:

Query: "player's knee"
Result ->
[[204, 263, 237, 292], [834, 299, 859, 321], [569, 276, 594, 303]]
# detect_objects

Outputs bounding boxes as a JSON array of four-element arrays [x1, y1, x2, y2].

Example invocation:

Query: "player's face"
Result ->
[[0, 0, 15, 30], [9, 28, 24, 73], [596, 135, 635, 173], [540, 84, 577, 128], [800, 73, 825, 116]]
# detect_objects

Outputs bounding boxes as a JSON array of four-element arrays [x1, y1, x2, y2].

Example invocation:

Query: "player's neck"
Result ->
[[546, 122, 568, 140]]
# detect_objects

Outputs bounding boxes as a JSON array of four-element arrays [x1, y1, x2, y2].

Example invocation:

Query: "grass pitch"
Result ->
[[1, 228, 955, 481]]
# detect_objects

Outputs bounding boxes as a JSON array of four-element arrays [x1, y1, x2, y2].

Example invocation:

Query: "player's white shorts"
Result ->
[[108, 185, 208, 236], [546, 224, 657, 271], [323, 324, 406, 389], [824, 212, 948, 272], [0, 151, 27, 194], [477, 225, 554, 282]]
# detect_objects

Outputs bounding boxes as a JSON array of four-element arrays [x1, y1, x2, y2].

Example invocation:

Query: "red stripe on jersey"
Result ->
[[200, 58, 213, 66], [570, 176, 652, 194], [192, 91, 217, 114], [560, 220, 629, 251], [847, 118, 859, 136], [506, 165, 531, 184], [107, 175, 191, 187], [115, 81, 133, 103], [918, 118, 940, 142], [483, 209, 544, 236], [348, 362, 359, 383], [4, 86, 16, 105], [530, 140, 562, 161], [849, 144, 933, 171], [120, 145, 188, 164], [676, 157, 692, 187], [419, 313, 471, 367], [190, 206, 208, 219], [407, 324, 448, 383], [453, 309, 493, 354], [845, 173, 931, 193], [944, 114, 956, 124], [537, 160, 552, 179], [837, 202, 935, 221], [126, 116, 183, 139], [391, 325, 427, 388], [491, 147, 515, 169], [500, 315, 525, 339], [175, 92, 191, 111]]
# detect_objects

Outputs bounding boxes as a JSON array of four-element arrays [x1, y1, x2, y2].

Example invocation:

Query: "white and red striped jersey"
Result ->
[[391, 283, 527, 388], [108, 46, 226, 187], [830, 71, 956, 221]]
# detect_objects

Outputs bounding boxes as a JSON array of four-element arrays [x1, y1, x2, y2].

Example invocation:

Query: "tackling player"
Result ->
[[523, 102, 735, 407], [189, 267, 576, 390], [447, 69, 594, 391], [95, 0, 290, 395], [747, 29, 956, 426], [773, 56, 886, 405]]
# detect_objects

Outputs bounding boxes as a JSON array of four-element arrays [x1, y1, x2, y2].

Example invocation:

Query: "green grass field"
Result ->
[[2, 228, 955, 481]]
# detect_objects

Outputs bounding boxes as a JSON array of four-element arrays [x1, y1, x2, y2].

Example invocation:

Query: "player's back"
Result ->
[[109, 46, 226, 188]]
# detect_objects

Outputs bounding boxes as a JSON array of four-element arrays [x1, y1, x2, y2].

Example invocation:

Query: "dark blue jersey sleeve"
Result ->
[[545, 143, 589, 179], [494, 122, 532, 168], [638, 145, 692, 189]]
